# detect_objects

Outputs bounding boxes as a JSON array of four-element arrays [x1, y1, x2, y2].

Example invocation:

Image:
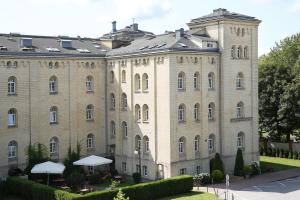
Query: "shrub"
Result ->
[[114, 189, 129, 200], [288, 151, 293, 159], [267, 148, 273, 156], [0, 180, 6, 198], [280, 149, 284, 158], [293, 151, 298, 159], [276, 148, 280, 157], [212, 153, 224, 175], [63, 143, 83, 178], [244, 165, 252, 176], [250, 162, 260, 175], [260, 146, 264, 156], [211, 170, 223, 183], [132, 172, 141, 184], [193, 173, 211, 186], [284, 150, 289, 158], [66, 171, 85, 192], [234, 149, 244, 176]]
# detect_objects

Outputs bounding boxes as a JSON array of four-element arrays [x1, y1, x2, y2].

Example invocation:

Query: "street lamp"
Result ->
[[134, 148, 141, 173]]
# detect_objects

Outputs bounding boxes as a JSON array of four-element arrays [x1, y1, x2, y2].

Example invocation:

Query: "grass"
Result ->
[[260, 156, 300, 172], [158, 191, 218, 200]]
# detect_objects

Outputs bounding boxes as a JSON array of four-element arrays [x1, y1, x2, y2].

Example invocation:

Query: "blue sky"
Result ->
[[0, 0, 299, 55]]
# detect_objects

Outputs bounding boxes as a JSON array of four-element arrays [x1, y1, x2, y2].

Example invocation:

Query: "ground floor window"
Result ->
[[142, 165, 148, 176], [122, 162, 127, 172], [179, 168, 186, 175]]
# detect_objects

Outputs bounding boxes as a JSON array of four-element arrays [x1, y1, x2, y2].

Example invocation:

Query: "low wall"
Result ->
[[265, 142, 300, 152]]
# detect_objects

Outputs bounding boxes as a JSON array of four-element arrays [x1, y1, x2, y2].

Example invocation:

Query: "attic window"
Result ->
[[20, 38, 32, 47], [60, 40, 72, 48], [178, 43, 187, 48], [77, 49, 90, 53], [207, 43, 213, 48], [46, 48, 60, 52], [0, 46, 8, 51]]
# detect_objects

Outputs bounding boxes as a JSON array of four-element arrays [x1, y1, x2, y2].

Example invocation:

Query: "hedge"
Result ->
[[0, 180, 6, 198], [5, 175, 193, 200], [5, 177, 79, 200]]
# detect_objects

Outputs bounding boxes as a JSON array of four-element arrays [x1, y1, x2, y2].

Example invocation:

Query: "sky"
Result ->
[[0, 0, 299, 56]]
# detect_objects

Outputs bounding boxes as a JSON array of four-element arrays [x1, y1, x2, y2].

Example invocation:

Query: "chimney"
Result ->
[[131, 23, 138, 32], [112, 21, 117, 33], [175, 28, 184, 39]]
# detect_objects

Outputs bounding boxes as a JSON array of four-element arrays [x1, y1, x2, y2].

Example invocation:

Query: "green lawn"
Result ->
[[158, 191, 218, 200], [260, 156, 300, 172]]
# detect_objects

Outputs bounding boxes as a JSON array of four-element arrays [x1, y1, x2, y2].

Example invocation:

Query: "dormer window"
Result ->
[[207, 42, 213, 48], [60, 40, 72, 48], [20, 38, 32, 47]]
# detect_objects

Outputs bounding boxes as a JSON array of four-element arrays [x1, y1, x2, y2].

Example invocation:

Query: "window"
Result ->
[[178, 104, 185, 122], [110, 121, 116, 137], [110, 71, 114, 83], [244, 46, 248, 58], [237, 46, 242, 59], [142, 73, 149, 91], [121, 93, 127, 110], [49, 76, 57, 94], [122, 121, 128, 138], [8, 108, 17, 127], [143, 104, 149, 122], [122, 162, 127, 172], [135, 135, 141, 151], [135, 74, 141, 91], [86, 104, 94, 120], [50, 137, 58, 154], [143, 136, 149, 153], [49, 106, 57, 123], [121, 70, 126, 83], [208, 134, 215, 153], [179, 168, 186, 175], [194, 135, 200, 152], [49, 62, 53, 68], [208, 72, 214, 89], [236, 102, 244, 118], [236, 72, 244, 89], [242, 28, 245, 36], [87, 134, 94, 149], [178, 137, 185, 153], [8, 77, 16, 95], [135, 104, 141, 122], [143, 165, 148, 176], [8, 141, 17, 159], [7, 61, 12, 67], [86, 76, 94, 92], [231, 46, 236, 59], [196, 166, 201, 174], [178, 72, 185, 90], [208, 103, 215, 120], [193, 72, 200, 90], [110, 93, 115, 110], [237, 132, 245, 150], [194, 103, 200, 121]]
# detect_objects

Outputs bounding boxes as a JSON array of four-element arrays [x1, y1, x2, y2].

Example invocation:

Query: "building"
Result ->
[[0, 8, 261, 180]]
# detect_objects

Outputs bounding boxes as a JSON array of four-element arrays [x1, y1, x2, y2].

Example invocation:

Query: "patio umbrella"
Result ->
[[73, 155, 113, 174], [31, 161, 65, 185]]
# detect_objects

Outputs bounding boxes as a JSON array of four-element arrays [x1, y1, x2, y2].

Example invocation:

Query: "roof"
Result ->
[[189, 8, 261, 24], [0, 33, 108, 57]]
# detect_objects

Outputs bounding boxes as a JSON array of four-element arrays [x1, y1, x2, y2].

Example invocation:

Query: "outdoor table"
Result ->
[[60, 186, 70, 190], [80, 188, 89, 194]]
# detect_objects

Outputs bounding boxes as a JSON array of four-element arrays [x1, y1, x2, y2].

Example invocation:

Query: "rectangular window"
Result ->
[[8, 146, 16, 158], [194, 140, 199, 151], [143, 165, 148, 176], [122, 162, 127, 172], [49, 111, 57, 123], [179, 168, 186, 175], [179, 142, 184, 153], [196, 166, 201, 174], [8, 114, 16, 126], [208, 139, 213, 151]]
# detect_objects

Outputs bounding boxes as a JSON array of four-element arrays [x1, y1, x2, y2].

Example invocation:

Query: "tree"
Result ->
[[212, 153, 224, 175], [114, 189, 129, 200], [25, 143, 48, 176], [234, 149, 244, 176], [63, 143, 83, 178]]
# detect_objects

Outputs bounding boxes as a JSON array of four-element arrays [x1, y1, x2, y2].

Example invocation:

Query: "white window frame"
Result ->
[[86, 105, 94, 120], [208, 73, 214, 89], [194, 104, 199, 120], [49, 107, 57, 123], [49, 78, 57, 93], [8, 109, 16, 127], [86, 77, 93, 92], [8, 78, 16, 94], [122, 162, 127, 172], [50, 138, 58, 154], [87, 134, 94, 149], [178, 105, 185, 122], [8, 141, 17, 159]]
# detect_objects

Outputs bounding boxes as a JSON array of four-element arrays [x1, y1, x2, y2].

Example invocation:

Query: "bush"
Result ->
[[260, 146, 264, 156], [244, 165, 252, 176], [66, 171, 85, 192], [234, 149, 244, 176], [114, 189, 129, 200], [280, 149, 284, 158], [132, 172, 141, 184], [284, 150, 289, 158], [288, 151, 293, 159], [276, 148, 280, 157], [211, 170, 223, 183], [250, 162, 260, 175], [0, 180, 6, 198], [193, 173, 211, 186], [293, 151, 298, 159], [267, 148, 272, 156], [211, 153, 224, 175]]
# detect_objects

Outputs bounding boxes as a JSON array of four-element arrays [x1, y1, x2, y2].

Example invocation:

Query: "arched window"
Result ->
[[194, 135, 200, 152], [135, 74, 141, 91], [178, 137, 186, 153], [135, 135, 141, 151], [87, 134, 95, 149], [236, 102, 244, 118], [86, 104, 94, 120], [49, 76, 57, 94], [110, 121, 116, 136], [121, 70, 126, 83], [143, 104, 149, 122], [208, 134, 215, 153], [13, 61, 18, 68], [122, 121, 128, 138], [237, 46, 242, 59], [193, 72, 200, 90], [50, 137, 59, 154], [54, 62, 59, 68], [194, 103, 200, 121], [208, 72, 214, 89], [49, 106, 58, 123], [110, 71, 114, 83], [208, 103, 215, 120], [49, 62, 53, 68], [8, 76, 16, 94], [237, 132, 245, 150], [237, 28, 241, 36], [8, 141, 17, 159], [121, 93, 127, 110], [178, 104, 185, 122], [231, 46, 236, 59], [244, 46, 248, 58], [142, 73, 149, 91], [6, 61, 12, 67], [135, 104, 141, 122], [8, 108, 17, 127], [143, 136, 149, 153], [86, 76, 94, 92], [178, 72, 185, 90], [110, 93, 115, 110], [236, 72, 244, 89]]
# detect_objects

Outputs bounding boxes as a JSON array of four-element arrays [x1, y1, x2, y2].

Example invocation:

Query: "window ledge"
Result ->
[[194, 119, 200, 123], [230, 117, 252, 122], [49, 91, 58, 95], [121, 81, 126, 83], [8, 157, 17, 162], [208, 118, 215, 122], [8, 125, 17, 128], [50, 122, 58, 125], [142, 90, 149, 93], [110, 108, 115, 111], [121, 108, 128, 112], [86, 119, 94, 122], [87, 148, 95, 152], [143, 121, 149, 124], [177, 89, 186, 92], [110, 135, 116, 139], [236, 87, 245, 90], [134, 90, 141, 94], [194, 88, 200, 91], [7, 93, 17, 96], [178, 120, 186, 124], [208, 88, 215, 91], [86, 90, 94, 94], [136, 120, 141, 123]]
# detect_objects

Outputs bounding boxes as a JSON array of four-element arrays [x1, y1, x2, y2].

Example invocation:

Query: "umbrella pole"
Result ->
[[47, 174, 49, 186]]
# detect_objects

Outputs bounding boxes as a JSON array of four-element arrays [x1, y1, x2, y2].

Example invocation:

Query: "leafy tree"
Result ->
[[114, 189, 130, 200], [212, 153, 224, 175], [234, 149, 244, 176], [63, 143, 83, 178], [25, 143, 48, 176]]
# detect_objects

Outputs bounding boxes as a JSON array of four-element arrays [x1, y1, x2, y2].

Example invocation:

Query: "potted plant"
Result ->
[[243, 165, 252, 179]]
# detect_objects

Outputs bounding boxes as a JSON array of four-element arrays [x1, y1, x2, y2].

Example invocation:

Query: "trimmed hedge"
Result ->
[[5, 175, 193, 200], [5, 177, 79, 200]]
